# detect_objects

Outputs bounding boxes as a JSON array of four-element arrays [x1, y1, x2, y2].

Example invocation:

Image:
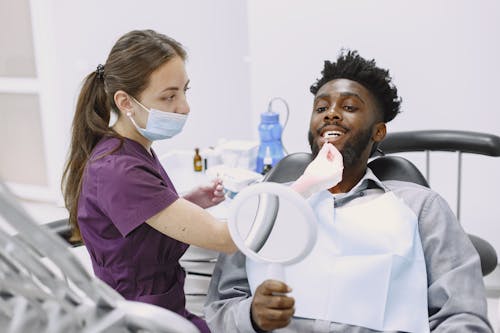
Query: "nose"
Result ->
[[179, 103, 190, 115], [177, 95, 190, 115], [324, 105, 341, 121]]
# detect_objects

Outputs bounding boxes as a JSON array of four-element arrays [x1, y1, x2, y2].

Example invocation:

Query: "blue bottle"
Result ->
[[256, 111, 285, 174]]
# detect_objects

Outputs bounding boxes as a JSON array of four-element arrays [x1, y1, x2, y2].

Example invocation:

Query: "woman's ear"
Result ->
[[372, 122, 387, 143], [114, 90, 133, 117]]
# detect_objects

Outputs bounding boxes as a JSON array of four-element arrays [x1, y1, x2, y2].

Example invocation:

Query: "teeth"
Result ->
[[323, 130, 343, 138]]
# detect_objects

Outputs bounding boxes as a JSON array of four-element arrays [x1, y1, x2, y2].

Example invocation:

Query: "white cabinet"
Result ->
[[0, 0, 50, 200]]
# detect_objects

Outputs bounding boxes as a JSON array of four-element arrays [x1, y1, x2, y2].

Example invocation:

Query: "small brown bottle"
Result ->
[[194, 148, 203, 172]]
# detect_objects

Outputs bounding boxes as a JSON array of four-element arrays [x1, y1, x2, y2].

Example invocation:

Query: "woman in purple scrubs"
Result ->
[[61, 30, 236, 333]]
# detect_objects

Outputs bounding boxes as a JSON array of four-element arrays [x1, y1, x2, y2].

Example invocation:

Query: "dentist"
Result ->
[[62, 30, 234, 332]]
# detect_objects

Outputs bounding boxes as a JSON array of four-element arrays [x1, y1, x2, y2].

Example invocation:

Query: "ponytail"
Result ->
[[61, 70, 120, 242], [62, 30, 187, 242]]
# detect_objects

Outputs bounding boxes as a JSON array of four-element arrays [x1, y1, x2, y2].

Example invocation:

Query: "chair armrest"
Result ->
[[43, 219, 83, 247]]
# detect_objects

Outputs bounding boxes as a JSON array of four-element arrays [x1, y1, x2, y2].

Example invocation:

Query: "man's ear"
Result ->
[[114, 90, 133, 117], [372, 122, 387, 143]]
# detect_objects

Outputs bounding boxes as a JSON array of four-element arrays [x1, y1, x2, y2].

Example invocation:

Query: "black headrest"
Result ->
[[264, 152, 427, 188], [367, 156, 429, 187], [263, 152, 313, 183]]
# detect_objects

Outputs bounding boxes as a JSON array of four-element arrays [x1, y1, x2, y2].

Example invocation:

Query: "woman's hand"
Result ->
[[183, 178, 225, 208], [291, 143, 344, 198]]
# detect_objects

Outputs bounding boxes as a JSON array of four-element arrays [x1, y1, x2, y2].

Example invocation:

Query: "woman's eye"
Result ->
[[184, 86, 191, 93], [166, 94, 176, 101]]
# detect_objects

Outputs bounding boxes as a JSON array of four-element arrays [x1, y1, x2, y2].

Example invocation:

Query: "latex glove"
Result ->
[[290, 143, 343, 198], [183, 178, 225, 208]]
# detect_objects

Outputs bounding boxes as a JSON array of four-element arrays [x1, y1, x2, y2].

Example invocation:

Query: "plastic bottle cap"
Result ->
[[260, 112, 279, 124]]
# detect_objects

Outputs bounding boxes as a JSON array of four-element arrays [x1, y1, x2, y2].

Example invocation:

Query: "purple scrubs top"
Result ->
[[78, 137, 209, 332]]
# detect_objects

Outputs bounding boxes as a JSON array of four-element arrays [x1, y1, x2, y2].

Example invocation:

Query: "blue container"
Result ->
[[256, 111, 284, 174]]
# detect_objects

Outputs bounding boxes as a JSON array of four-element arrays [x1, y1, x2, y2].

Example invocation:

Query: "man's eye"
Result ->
[[343, 105, 357, 112], [316, 106, 328, 113]]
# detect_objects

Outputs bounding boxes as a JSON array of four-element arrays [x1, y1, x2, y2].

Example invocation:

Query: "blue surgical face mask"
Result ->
[[128, 97, 188, 141]]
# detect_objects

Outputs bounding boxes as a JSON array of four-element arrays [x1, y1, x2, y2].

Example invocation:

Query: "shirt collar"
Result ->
[[353, 167, 389, 193], [330, 168, 389, 206]]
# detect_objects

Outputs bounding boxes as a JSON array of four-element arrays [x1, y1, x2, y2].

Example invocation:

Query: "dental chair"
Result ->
[[0, 182, 200, 333], [263, 130, 499, 276], [378, 130, 499, 276]]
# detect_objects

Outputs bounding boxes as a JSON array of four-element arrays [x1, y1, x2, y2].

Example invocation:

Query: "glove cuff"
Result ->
[[290, 174, 315, 198]]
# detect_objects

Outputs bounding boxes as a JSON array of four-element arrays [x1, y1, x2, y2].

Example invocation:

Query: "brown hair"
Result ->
[[61, 30, 187, 241]]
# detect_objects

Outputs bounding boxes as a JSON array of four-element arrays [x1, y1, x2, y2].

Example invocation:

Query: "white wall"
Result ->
[[247, 0, 500, 252]]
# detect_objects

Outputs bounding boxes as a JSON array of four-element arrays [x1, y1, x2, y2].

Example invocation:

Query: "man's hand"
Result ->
[[291, 142, 344, 198], [182, 178, 225, 208], [251, 280, 295, 332]]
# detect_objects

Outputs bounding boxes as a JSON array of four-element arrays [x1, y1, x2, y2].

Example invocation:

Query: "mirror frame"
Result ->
[[228, 182, 317, 265]]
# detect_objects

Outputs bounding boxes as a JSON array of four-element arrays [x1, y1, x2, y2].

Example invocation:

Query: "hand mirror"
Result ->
[[228, 182, 317, 280]]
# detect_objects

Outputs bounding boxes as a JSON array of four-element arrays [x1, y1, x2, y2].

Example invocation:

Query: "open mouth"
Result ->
[[323, 130, 343, 138], [321, 130, 345, 144]]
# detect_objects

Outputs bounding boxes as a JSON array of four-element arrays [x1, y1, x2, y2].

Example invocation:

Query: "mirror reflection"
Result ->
[[229, 182, 317, 265]]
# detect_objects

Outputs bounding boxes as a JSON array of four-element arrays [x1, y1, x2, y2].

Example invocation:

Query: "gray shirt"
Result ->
[[204, 170, 493, 332]]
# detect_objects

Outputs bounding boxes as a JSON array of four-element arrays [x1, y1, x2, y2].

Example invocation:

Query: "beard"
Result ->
[[308, 126, 373, 168]]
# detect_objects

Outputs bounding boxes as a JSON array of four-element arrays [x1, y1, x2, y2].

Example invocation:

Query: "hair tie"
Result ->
[[96, 64, 105, 80]]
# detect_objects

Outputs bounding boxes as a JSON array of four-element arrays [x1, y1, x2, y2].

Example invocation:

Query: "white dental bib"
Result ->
[[246, 190, 430, 333]]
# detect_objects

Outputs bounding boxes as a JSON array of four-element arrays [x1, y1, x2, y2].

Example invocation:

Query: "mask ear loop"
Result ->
[[127, 96, 151, 130], [130, 96, 151, 114]]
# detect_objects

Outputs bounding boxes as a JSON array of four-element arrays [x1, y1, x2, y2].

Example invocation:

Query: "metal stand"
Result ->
[[0, 182, 199, 333]]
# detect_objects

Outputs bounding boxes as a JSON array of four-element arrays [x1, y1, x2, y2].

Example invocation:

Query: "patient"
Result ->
[[204, 50, 493, 332]]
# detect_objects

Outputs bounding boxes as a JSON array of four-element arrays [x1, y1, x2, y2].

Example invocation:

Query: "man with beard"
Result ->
[[204, 51, 492, 333]]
